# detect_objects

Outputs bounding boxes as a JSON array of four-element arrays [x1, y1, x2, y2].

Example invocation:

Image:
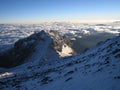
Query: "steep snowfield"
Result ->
[[0, 35, 120, 90], [58, 44, 73, 57]]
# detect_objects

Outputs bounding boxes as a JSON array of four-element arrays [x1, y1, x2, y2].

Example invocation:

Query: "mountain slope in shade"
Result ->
[[0, 30, 74, 68], [0, 30, 59, 67], [0, 35, 120, 90]]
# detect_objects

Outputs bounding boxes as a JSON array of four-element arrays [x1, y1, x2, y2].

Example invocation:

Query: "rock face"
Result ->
[[48, 30, 75, 56], [0, 30, 74, 68]]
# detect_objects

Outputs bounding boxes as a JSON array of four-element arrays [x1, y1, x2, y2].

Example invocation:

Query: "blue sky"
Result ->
[[0, 0, 120, 23]]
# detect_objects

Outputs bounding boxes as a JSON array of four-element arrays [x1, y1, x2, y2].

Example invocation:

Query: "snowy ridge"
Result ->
[[0, 35, 120, 90]]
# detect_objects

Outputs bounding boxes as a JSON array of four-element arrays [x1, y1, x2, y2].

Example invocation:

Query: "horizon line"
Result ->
[[0, 19, 120, 24]]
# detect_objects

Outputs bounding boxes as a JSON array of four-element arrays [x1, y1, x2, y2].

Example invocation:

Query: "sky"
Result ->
[[0, 0, 120, 24]]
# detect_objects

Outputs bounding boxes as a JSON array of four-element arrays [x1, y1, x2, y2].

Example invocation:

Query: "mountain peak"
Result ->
[[0, 30, 74, 68]]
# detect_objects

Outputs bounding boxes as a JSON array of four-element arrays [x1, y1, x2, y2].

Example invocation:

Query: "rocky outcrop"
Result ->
[[48, 30, 75, 56]]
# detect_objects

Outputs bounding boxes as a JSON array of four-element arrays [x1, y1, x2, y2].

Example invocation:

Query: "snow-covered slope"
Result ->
[[0, 35, 120, 90]]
